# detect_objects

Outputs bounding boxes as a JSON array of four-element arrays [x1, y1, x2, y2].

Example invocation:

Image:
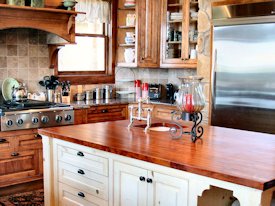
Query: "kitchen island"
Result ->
[[38, 120, 275, 206]]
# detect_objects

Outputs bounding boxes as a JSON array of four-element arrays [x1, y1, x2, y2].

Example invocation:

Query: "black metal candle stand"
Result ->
[[170, 111, 204, 142]]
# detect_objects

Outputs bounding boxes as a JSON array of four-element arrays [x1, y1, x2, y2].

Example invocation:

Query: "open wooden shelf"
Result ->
[[168, 3, 182, 7], [118, 44, 135, 47], [168, 20, 182, 23], [118, 7, 135, 10], [167, 41, 182, 44], [118, 25, 136, 29], [0, 4, 83, 43], [190, 1, 198, 5]]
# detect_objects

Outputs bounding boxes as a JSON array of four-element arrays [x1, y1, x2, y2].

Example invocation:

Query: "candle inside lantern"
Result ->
[[184, 94, 194, 113]]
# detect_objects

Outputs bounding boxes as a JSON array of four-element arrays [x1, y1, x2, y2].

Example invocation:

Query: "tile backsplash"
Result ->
[[115, 67, 197, 92], [0, 28, 53, 93]]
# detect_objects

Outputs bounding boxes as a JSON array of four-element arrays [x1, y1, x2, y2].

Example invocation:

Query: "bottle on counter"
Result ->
[[142, 83, 149, 99], [135, 80, 141, 100]]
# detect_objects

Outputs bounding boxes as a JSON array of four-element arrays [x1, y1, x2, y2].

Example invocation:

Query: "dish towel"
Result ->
[[76, 0, 110, 24]]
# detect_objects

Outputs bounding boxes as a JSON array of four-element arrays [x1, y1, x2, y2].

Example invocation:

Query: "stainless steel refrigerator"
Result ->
[[211, 2, 275, 134]]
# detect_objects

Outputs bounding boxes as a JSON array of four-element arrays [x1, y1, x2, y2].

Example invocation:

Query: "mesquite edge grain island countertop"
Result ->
[[38, 120, 275, 191]]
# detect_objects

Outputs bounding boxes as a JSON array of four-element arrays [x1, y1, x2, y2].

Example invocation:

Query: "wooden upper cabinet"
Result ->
[[160, 0, 198, 68], [115, 0, 198, 69], [137, 0, 161, 68], [115, 0, 160, 68]]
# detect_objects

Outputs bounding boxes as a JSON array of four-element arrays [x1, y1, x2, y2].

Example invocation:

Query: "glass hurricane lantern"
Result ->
[[170, 76, 206, 142]]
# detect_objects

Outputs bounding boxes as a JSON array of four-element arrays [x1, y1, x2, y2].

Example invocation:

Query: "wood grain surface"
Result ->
[[38, 120, 275, 190]]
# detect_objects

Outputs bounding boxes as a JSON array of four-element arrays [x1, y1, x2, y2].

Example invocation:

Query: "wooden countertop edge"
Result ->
[[38, 129, 271, 191]]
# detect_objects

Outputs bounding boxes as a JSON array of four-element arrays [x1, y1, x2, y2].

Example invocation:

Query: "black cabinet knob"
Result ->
[[146, 178, 153, 183], [78, 169, 85, 175], [0, 139, 7, 144], [77, 192, 85, 198], [139, 176, 146, 181], [34, 134, 42, 139], [101, 109, 108, 113], [77, 151, 84, 157], [11, 152, 19, 157]]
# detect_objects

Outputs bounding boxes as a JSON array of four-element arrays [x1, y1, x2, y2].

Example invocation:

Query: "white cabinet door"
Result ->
[[148, 171, 188, 206], [114, 161, 148, 206]]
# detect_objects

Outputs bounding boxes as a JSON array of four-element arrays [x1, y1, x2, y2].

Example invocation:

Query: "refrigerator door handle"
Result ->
[[211, 48, 218, 107]]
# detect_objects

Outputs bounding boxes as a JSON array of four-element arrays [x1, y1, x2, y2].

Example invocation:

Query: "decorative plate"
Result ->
[[2, 78, 19, 101]]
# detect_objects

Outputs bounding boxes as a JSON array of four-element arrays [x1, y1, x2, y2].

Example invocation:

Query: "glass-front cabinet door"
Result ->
[[160, 0, 198, 68]]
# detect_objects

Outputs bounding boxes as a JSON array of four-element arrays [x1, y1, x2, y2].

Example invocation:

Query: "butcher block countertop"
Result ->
[[38, 120, 275, 191]]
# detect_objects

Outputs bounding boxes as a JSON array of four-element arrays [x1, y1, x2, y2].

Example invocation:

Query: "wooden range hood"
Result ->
[[0, 4, 81, 43]]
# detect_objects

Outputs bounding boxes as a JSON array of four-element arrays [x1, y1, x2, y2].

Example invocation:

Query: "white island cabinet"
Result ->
[[42, 136, 274, 206]]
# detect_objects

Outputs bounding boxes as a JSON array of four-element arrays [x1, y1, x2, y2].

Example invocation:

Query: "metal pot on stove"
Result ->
[[12, 83, 28, 102]]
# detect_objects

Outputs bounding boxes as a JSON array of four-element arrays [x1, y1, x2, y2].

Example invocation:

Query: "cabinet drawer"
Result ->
[[58, 162, 108, 200], [153, 107, 176, 121], [17, 133, 42, 151], [0, 150, 40, 183], [57, 144, 108, 176], [87, 105, 127, 123], [59, 182, 108, 206]]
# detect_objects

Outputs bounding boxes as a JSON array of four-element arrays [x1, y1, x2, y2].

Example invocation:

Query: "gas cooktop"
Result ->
[[0, 100, 70, 114], [0, 99, 74, 132]]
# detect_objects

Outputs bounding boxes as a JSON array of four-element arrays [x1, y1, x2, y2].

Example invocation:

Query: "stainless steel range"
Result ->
[[0, 100, 74, 131]]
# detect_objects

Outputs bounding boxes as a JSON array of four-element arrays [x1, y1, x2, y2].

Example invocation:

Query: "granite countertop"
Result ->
[[70, 98, 136, 109], [38, 120, 275, 191], [70, 98, 177, 109]]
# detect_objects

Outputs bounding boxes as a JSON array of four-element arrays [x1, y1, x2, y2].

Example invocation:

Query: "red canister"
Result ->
[[135, 80, 141, 100], [142, 83, 149, 99]]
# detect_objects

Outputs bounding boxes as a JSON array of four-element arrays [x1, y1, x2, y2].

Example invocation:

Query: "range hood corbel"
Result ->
[[0, 4, 84, 43]]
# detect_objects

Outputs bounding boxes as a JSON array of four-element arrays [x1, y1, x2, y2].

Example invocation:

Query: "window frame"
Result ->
[[54, 0, 116, 85]]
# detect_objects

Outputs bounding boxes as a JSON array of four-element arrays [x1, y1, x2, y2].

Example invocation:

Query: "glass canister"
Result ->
[[176, 76, 205, 113]]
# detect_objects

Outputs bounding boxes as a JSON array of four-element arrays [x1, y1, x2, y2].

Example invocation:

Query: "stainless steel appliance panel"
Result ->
[[211, 22, 275, 134]]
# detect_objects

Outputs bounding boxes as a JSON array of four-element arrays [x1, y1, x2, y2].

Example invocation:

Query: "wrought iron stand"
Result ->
[[170, 111, 204, 142]]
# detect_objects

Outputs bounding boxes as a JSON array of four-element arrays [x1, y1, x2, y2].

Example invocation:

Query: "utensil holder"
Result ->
[[47, 89, 54, 102]]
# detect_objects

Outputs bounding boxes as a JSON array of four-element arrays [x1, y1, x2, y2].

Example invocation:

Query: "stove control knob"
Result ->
[[6, 120, 13, 127], [17, 119, 24, 126], [65, 114, 72, 121], [32, 117, 39, 124], [55, 115, 63, 123], [41, 116, 49, 124]]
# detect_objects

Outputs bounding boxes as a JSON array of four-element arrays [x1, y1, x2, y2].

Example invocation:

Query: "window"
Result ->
[[56, 0, 115, 85]]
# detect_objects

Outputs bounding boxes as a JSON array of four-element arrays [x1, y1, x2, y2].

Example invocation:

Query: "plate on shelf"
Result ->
[[2, 78, 19, 101]]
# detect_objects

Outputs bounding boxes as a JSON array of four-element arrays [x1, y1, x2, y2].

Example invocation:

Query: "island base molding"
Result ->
[[42, 136, 274, 206]]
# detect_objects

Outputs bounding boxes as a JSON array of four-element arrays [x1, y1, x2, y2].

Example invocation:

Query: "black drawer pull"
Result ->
[[96, 189, 99, 194], [11, 152, 19, 157], [101, 109, 108, 113], [78, 192, 85, 198], [139, 176, 146, 181], [78, 169, 85, 175], [77, 151, 84, 157], [34, 134, 42, 139], [0, 139, 7, 144], [146, 178, 153, 183]]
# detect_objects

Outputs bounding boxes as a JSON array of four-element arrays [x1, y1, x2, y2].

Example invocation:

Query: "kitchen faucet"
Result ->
[[128, 97, 152, 132]]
